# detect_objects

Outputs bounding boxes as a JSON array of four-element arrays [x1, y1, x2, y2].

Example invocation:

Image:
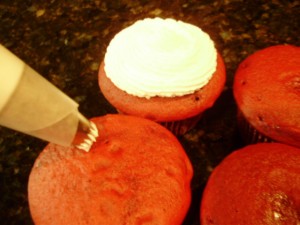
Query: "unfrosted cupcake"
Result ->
[[201, 143, 300, 225], [98, 17, 226, 135], [28, 114, 193, 225], [233, 45, 300, 148]]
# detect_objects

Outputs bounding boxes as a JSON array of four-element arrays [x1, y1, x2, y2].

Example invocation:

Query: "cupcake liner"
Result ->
[[160, 113, 203, 136], [237, 109, 273, 144], [117, 109, 202, 136]]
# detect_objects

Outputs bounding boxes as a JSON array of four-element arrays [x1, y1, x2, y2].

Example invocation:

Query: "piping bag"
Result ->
[[0, 44, 98, 152]]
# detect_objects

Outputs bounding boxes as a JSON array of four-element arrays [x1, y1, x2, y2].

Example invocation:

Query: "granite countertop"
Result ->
[[0, 0, 299, 224]]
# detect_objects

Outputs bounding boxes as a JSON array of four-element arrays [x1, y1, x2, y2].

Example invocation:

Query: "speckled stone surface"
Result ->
[[0, 0, 299, 224]]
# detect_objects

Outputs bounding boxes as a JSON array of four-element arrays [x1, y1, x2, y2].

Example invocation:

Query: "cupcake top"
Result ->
[[201, 143, 300, 225], [104, 17, 217, 98], [28, 115, 193, 225], [233, 45, 300, 147]]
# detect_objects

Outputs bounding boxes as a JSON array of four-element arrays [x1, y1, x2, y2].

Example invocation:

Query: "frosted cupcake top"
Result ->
[[104, 17, 217, 98]]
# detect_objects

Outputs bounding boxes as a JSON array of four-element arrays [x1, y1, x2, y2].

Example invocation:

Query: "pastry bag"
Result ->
[[0, 44, 98, 152]]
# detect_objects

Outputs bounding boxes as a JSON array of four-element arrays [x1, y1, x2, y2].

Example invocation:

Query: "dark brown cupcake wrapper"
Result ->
[[116, 109, 202, 136], [237, 109, 274, 144], [160, 114, 203, 136]]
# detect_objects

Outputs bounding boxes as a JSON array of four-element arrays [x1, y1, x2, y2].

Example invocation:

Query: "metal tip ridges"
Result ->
[[75, 120, 99, 152]]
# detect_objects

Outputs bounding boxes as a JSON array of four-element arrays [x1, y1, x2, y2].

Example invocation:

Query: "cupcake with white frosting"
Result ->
[[98, 17, 226, 135]]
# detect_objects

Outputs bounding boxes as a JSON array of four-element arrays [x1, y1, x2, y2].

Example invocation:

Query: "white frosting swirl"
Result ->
[[104, 17, 217, 98]]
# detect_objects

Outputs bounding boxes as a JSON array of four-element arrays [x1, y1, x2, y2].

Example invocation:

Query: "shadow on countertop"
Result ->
[[0, 0, 299, 224]]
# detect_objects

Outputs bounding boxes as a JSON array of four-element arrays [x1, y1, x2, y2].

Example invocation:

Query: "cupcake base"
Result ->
[[237, 110, 274, 144], [160, 114, 203, 136], [117, 109, 202, 136]]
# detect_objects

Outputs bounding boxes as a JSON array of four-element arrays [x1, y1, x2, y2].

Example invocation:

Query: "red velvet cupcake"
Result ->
[[233, 45, 300, 147], [28, 115, 193, 225], [98, 17, 226, 135], [201, 143, 300, 225]]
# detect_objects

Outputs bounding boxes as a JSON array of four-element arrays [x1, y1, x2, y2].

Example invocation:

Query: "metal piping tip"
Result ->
[[72, 113, 99, 152]]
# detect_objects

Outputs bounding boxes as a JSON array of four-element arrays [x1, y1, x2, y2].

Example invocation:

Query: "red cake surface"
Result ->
[[98, 53, 226, 122], [201, 143, 300, 225], [233, 45, 300, 147], [28, 115, 193, 225]]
